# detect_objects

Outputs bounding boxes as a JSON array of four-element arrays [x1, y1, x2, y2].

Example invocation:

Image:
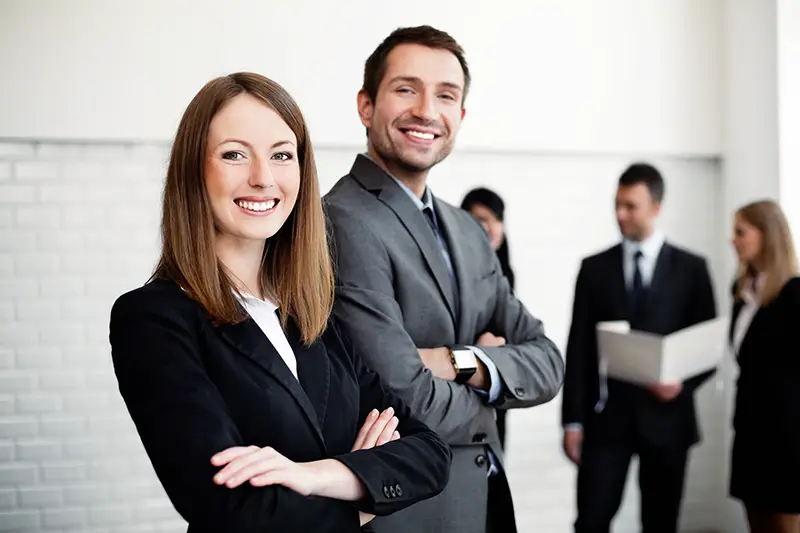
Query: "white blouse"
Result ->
[[730, 274, 765, 357], [238, 294, 298, 381]]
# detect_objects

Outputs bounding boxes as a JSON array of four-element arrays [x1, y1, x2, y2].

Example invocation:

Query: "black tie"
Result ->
[[422, 206, 437, 232], [630, 249, 645, 319]]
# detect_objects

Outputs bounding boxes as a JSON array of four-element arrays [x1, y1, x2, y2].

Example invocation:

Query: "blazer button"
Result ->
[[475, 454, 487, 467], [383, 486, 391, 498], [514, 387, 525, 396], [395, 484, 403, 497]]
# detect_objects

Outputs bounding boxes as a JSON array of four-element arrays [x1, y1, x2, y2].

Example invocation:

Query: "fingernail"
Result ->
[[387, 407, 394, 415], [370, 409, 378, 418]]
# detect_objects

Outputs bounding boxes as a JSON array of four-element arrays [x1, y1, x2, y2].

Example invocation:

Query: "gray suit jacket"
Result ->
[[324, 155, 564, 533]]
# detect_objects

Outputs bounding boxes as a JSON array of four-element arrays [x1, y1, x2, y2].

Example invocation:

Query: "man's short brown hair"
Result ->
[[362, 25, 471, 105]]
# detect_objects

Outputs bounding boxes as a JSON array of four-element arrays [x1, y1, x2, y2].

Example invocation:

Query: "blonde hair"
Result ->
[[734, 199, 798, 304], [152, 73, 333, 344]]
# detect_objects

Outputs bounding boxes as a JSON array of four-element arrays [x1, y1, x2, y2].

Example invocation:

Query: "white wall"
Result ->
[[0, 140, 722, 533], [777, 0, 800, 252], [0, 0, 722, 156], [2, 0, 781, 532]]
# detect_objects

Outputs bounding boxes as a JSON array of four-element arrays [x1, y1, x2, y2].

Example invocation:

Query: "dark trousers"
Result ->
[[486, 469, 517, 533], [574, 439, 689, 533]]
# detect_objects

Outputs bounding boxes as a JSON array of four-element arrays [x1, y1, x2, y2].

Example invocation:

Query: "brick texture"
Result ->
[[0, 140, 728, 532]]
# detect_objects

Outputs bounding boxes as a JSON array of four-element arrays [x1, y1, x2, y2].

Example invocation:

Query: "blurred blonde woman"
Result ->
[[729, 200, 800, 533]]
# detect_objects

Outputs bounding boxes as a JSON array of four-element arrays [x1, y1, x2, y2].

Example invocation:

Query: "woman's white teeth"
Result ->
[[236, 200, 276, 212], [406, 130, 435, 140]]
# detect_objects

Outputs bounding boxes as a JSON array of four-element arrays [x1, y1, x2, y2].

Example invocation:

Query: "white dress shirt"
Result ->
[[622, 230, 665, 289], [238, 293, 298, 381]]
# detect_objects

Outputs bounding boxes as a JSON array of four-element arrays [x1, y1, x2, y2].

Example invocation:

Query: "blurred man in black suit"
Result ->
[[561, 163, 717, 533]]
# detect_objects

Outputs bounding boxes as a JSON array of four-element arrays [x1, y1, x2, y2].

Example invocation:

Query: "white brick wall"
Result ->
[[0, 140, 727, 532]]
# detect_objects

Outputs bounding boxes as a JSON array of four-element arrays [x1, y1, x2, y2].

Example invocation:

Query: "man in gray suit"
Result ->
[[324, 26, 564, 533]]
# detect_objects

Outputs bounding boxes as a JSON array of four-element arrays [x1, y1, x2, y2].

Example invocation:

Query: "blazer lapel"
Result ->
[[607, 245, 629, 317], [282, 314, 330, 432], [349, 155, 457, 321], [432, 199, 470, 340], [217, 317, 327, 452]]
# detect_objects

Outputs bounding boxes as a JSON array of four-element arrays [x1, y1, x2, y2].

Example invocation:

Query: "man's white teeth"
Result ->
[[406, 130, 435, 140], [236, 200, 276, 212]]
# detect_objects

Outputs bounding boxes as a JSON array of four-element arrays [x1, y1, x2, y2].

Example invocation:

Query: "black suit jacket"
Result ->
[[561, 242, 717, 448], [730, 277, 800, 454], [109, 279, 451, 533]]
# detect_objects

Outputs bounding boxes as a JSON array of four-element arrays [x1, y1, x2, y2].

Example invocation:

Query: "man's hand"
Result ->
[[476, 331, 506, 347], [563, 428, 583, 466], [418, 347, 456, 381], [647, 382, 683, 402], [418, 347, 491, 390]]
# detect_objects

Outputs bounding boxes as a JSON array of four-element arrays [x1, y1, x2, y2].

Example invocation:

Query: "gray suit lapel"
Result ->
[[433, 199, 472, 341], [348, 156, 458, 322]]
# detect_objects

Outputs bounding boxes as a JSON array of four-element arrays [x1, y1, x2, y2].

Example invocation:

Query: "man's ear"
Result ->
[[461, 107, 466, 121], [652, 201, 662, 217], [357, 89, 373, 128]]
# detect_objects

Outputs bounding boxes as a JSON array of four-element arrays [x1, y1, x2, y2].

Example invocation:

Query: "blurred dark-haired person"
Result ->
[[561, 162, 717, 533], [108, 72, 451, 533], [728, 200, 800, 533], [461, 187, 515, 448], [325, 25, 564, 533]]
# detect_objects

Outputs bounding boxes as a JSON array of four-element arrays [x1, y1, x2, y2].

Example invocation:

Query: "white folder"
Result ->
[[595, 317, 729, 385]]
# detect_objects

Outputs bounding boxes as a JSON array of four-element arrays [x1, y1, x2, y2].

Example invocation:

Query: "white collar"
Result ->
[[623, 230, 665, 259], [741, 273, 766, 305], [236, 292, 278, 313]]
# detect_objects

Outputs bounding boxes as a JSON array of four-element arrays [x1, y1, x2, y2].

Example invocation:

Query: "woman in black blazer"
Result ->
[[729, 200, 800, 533], [109, 72, 451, 533]]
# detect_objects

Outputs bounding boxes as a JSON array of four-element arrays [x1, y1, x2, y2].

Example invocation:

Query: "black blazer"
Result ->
[[561, 242, 717, 448], [109, 279, 451, 533], [730, 277, 800, 453]]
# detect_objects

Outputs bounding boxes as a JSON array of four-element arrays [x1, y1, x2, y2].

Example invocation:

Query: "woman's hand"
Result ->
[[211, 446, 317, 495], [353, 408, 401, 526], [352, 407, 400, 451], [211, 408, 400, 526]]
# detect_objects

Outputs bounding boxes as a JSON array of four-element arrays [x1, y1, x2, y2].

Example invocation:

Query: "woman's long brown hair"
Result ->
[[151, 72, 333, 344], [734, 199, 798, 305]]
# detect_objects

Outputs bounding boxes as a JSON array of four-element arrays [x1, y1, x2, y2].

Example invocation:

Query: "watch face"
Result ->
[[452, 349, 477, 370]]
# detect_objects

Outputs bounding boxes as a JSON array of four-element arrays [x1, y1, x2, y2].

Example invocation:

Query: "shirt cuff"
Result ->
[[466, 346, 502, 404], [563, 423, 583, 431]]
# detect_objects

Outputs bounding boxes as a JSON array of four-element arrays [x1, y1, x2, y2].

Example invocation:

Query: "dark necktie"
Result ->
[[422, 206, 437, 232], [630, 249, 645, 319]]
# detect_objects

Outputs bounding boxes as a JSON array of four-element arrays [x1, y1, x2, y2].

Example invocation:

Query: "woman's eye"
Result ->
[[272, 152, 294, 162], [221, 151, 244, 161]]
